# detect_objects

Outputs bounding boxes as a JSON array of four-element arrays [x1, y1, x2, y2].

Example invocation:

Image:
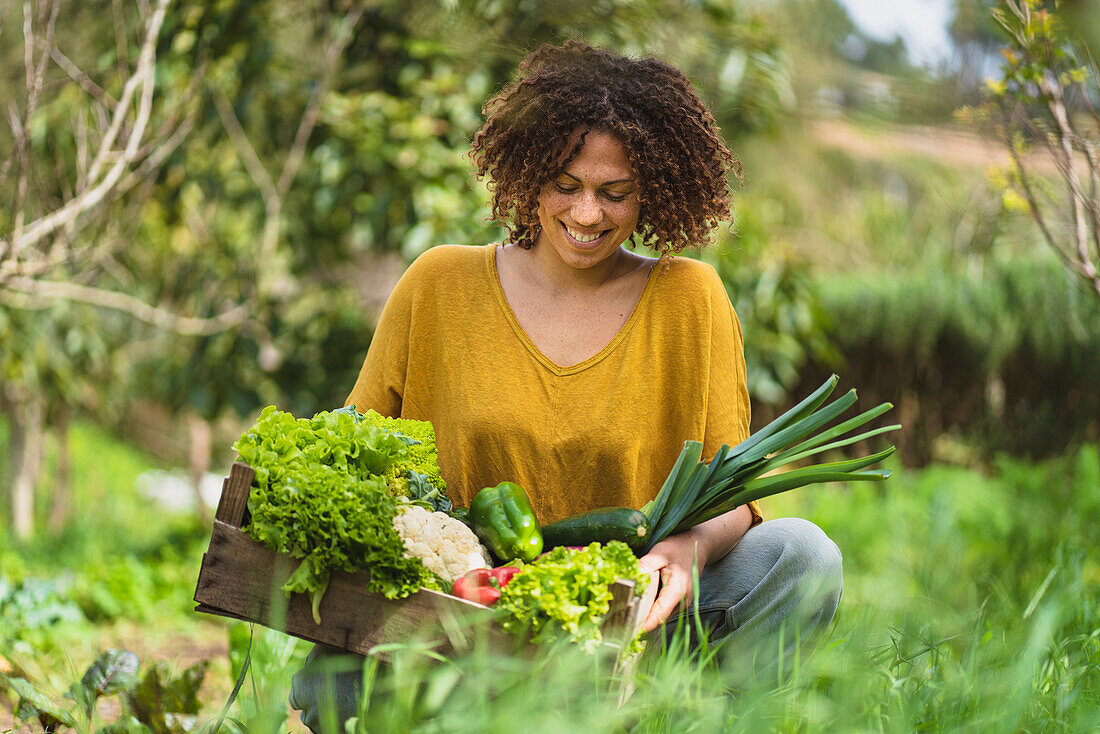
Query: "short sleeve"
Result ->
[[344, 262, 418, 418]]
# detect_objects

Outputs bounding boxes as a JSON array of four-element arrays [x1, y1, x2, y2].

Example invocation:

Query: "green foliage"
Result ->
[[701, 235, 838, 405], [234, 407, 443, 621], [1, 649, 205, 734], [810, 254, 1100, 460], [985, 0, 1085, 102], [0, 576, 86, 648], [0, 301, 121, 414], [125, 660, 207, 734], [496, 541, 648, 652], [225, 624, 308, 734], [331, 407, 451, 511]]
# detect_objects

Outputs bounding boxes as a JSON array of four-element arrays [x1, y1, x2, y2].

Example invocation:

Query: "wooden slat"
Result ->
[[604, 579, 638, 634], [194, 520, 508, 657], [214, 462, 253, 526]]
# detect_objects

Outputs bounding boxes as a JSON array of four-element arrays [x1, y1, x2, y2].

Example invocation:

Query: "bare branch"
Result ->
[[1042, 76, 1100, 288], [50, 45, 118, 110], [110, 0, 129, 81], [73, 104, 89, 191], [275, 7, 364, 199], [213, 89, 278, 204], [5, 276, 251, 336], [213, 6, 363, 295], [0, 100, 22, 190], [1004, 122, 1073, 265], [85, 0, 169, 186], [1, 0, 172, 254]]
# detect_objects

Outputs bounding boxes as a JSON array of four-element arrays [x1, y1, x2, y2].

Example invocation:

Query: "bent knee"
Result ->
[[756, 517, 843, 590]]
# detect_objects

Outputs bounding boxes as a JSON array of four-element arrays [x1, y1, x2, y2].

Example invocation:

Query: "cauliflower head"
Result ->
[[392, 504, 491, 585]]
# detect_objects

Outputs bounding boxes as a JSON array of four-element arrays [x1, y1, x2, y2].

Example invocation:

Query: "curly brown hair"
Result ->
[[470, 41, 740, 255]]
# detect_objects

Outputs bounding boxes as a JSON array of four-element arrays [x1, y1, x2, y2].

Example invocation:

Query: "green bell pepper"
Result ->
[[470, 481, 544, 562]]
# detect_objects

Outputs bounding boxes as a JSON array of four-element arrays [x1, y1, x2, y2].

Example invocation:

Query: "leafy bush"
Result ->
[[1, 649, 207, 734], [0, 576, 86, 649]]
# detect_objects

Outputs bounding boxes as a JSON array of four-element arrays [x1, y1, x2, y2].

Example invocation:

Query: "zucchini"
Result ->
[[542, 507, 650, 552]]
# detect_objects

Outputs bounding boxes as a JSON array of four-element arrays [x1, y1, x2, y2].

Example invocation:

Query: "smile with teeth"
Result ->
[[563, 223, 608, 244]]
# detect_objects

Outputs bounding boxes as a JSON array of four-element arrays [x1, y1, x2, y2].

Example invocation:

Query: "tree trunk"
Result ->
[[10, 394, 45, 541], [189, 411, 213, 521], [48, 406, 71, 532]]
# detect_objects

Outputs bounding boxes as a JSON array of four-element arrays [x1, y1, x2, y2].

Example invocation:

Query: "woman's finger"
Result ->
[[641, 568, 689, 632], [638, 551, 669, 576]]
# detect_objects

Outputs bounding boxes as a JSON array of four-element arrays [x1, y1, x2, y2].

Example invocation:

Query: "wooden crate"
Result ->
[[194, 462, 652, 659]]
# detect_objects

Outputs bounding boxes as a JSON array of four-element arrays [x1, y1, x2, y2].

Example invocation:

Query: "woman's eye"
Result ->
[[604, 192, 629, 202], [553, 183, 578, 194]]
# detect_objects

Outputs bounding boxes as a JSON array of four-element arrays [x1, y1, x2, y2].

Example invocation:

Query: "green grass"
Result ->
[[2, 421, 1098, 732], [0, 419, 221, 676]]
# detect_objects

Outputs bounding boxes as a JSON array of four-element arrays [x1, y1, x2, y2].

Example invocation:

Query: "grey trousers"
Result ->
[[289, 517, 842, 732]]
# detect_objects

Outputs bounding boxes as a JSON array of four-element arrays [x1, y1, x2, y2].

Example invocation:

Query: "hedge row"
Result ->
[[793, 256, 1100, 464]]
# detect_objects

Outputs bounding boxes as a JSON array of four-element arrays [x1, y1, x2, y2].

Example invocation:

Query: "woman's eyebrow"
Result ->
[[557, 171, 635, 185]]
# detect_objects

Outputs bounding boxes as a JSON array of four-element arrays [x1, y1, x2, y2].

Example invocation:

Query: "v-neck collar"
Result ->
[[487, 244, 660, 376]]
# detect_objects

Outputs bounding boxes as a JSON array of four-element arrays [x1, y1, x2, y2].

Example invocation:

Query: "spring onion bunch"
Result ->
[[640, 375, 899, 554]]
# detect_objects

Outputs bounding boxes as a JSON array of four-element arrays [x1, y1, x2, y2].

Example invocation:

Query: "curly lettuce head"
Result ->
[[233, 407, 443, 623], [496, 541, 649, 653]]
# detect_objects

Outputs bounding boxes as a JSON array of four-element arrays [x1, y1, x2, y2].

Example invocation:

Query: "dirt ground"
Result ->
[[808, 116, 1072, 175]]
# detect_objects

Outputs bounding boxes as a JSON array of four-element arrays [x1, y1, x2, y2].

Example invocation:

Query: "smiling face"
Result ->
[[534, 130, 641, 271]]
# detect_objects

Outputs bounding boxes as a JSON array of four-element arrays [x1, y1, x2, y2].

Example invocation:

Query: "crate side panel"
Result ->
[[194, 521, 499, 656]]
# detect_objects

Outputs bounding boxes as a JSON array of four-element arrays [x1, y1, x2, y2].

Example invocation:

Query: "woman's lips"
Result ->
[[561, 222, 610, 248]]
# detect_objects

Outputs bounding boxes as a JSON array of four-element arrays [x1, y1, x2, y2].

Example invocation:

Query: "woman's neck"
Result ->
[[519, 242, 635, 296]]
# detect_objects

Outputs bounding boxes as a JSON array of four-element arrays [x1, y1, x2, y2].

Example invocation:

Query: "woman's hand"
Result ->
[[638, 530, 706, 633], [636, 505, 755, 633]]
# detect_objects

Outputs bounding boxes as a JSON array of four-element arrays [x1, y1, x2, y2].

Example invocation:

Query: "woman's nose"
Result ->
[[571, 191, 602, 226]]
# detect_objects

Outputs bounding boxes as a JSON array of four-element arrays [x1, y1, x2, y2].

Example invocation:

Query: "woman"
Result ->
[[292, 41, 841, 728]]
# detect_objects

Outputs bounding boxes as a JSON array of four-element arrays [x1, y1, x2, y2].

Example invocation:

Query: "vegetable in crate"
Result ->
[[496, 541, 649, 652], [541, 507, 650, 552], [232, 406, 461, 623], [451, 566, 521, 606], [329, 406, 451, 512], [639, 374, 899, 553], [391, 504, 491, 585], [537, 375, 900, 554], [470, 481, 544, 562]]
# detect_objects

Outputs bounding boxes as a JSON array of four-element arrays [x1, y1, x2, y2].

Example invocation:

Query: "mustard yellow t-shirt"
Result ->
[[346, 244, 761, 527]]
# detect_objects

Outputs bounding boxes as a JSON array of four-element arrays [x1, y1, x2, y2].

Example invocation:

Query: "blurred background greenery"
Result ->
[[1, 0, 1098, 731]]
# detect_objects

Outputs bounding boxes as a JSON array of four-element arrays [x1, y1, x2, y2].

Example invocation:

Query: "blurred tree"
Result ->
[[960, 0, 1100, 300], [958, 0, 1100, 470], [949, 0, 1004, 97], [0, 0, 230, 539]]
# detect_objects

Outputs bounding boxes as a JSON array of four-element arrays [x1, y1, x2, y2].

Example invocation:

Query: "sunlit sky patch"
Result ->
[[838, 0, 954, 67]]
